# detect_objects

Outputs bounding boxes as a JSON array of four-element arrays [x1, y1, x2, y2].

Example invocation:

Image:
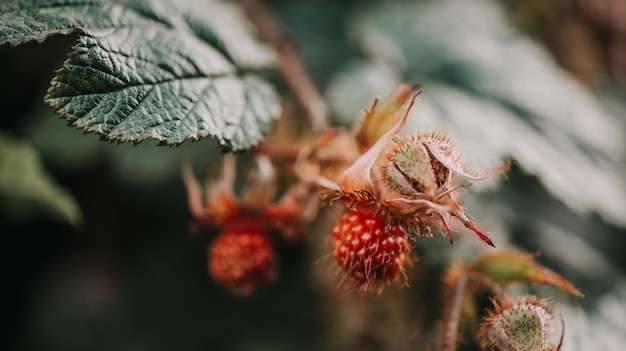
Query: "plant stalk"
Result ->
[[236, 0, 329, 134]]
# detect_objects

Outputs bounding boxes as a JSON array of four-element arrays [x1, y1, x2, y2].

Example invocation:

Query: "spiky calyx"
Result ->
[[478, 296, 559, 351], [371, 129, 511, 246], [376, 130, 458, 198], [208, 228, 277, 296], [331, 208, 410, 293]]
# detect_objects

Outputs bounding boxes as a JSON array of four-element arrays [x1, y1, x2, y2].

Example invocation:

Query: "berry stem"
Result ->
[[437, 269, 509, 351]]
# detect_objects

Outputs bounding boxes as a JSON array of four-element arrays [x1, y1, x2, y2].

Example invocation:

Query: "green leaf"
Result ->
[[0, 131, 82, 226], [0, 0, 280, 151], [0, 0, 132, 45]]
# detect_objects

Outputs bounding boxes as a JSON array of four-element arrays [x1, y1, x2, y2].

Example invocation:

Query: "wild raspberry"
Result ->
[[208, 228, 276, 296], [183, 154, 315, 295], [331, 208, 410, 293]]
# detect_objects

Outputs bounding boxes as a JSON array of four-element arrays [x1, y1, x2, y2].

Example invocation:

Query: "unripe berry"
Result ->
[[478, 296, 560, 351], [331, 208, 410, 293], [208, 229, 276, 296]]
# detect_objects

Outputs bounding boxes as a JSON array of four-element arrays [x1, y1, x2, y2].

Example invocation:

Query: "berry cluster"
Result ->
[[183, 84, 511, 295], [180, 84, 580, 351]]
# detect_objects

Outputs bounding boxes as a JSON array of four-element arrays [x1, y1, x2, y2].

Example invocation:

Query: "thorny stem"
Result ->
[[437, 270, 508, 351], [237, 0, 329, 134]]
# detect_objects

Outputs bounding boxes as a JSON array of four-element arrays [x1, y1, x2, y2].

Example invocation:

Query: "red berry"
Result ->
[[208, 228, 276, 295], [331, 209, 410, 292]]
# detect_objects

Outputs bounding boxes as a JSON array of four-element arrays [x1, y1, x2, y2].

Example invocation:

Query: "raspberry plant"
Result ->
[[2, 0, 626, 350]]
